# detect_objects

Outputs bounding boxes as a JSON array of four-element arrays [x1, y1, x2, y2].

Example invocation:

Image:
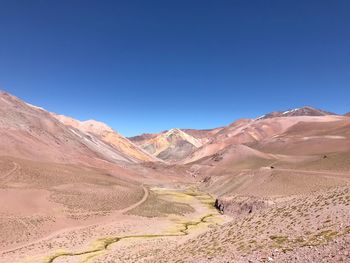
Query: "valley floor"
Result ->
[[0, 183, 229, 263], [1, 157, 350, 263]]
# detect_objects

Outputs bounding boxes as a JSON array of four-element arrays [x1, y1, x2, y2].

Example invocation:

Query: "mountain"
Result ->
[[128, 133, 158, 145], [0, 91, 154, 165], [131, 128, 202, 162], [53, 114, 157, 163], [129, 107, 345, 164], [0, 91, 182, 256], [254, 116, 350, 155], [128, 127, 222, 161], [182, 117, 288, 164], [182, 108, 345, 164], [129, 128, 223, 146], [181, 127, 223, 144], [129, 106, 338, 163], [345, 112, 350, 117], [256, 106, 336, 120], [1, 91, 349, 263]]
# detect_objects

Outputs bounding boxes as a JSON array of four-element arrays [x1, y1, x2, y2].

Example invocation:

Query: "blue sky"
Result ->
[[1, 1, 349, 136]]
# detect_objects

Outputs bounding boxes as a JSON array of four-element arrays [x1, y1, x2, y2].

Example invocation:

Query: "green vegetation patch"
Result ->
[[126, 191, 195, 218], [269, 235, 289, 244]]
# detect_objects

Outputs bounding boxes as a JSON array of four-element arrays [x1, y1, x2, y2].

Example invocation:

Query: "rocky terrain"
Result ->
[[0, 92, 154, 165], [130, 128, 203, 162], [151, 186, 350, 263], [256, 106, 335, 119], [53, 114, 157, 163], [0, 91, 349, 263]]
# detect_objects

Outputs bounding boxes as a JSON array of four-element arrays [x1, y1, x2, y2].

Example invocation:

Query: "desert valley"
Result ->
[[0, 91, 349, 263]]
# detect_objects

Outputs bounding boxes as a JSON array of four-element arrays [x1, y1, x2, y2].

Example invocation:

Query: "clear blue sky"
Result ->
[[1, 1, 349, 136]]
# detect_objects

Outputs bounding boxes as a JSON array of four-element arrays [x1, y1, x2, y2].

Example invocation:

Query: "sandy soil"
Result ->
[[0, 156, 145, 255], [0, 186, 229, 263]]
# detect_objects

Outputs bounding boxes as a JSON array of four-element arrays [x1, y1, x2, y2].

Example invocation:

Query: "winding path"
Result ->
[[44, 190, 221, 263], [120, 185, 149, 214], [0, 187, 222, 263], [0, 184, 149, 255]]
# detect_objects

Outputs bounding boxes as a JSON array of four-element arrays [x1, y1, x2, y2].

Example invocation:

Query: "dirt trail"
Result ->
[[0, 185, 149, 255], [0, 187, 224, 263], [120, 185, 149, 213], [43, 189, 223, 263]]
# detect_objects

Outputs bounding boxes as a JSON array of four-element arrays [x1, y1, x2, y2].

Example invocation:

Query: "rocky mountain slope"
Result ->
[[128, 133, 158, 145], [151, 186, 350, 263], [53, 114, 157, 163], [0, 91, 349, 263], [0, 91, 154, 165], [256, 106, 335, 120], [183, 115, 348, 165], [130, 128, 203, 162], [130, 107, 345, 165]]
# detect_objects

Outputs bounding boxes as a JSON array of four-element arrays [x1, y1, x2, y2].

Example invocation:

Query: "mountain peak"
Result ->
[[164, 128, 202, 147], [53, 114, 114, 135], [135, 128, 203, 162], [81, 119, 114, 134], [256, 106, 336, 120], [166, 128, 182, 134]]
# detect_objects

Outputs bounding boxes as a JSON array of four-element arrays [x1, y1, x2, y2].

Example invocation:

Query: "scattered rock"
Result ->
[[214, 196, 270, 216]]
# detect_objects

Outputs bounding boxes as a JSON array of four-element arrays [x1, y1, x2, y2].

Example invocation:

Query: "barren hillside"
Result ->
[[0, 92, 349, 263]]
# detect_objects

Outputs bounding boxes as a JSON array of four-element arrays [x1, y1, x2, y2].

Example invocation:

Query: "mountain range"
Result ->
[[0, 90, 349, 263]]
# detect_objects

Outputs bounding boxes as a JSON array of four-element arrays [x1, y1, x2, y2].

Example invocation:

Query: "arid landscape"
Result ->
[[0, 91, 349, 263]]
